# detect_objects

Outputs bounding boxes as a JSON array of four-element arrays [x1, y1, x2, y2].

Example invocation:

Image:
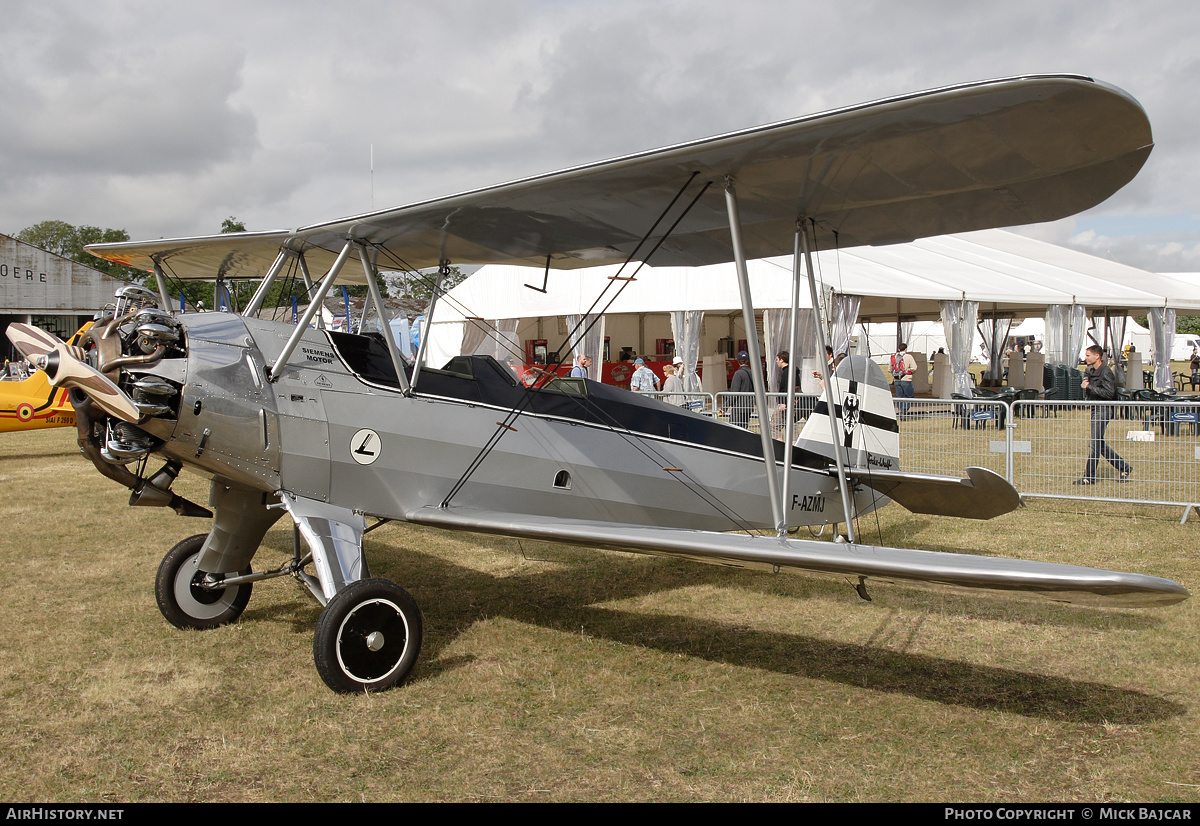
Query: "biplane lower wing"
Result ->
[[405, 505, 1188, 608]]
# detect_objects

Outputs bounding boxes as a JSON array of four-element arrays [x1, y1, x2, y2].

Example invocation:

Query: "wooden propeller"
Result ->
[[6, 323, 140, 423]]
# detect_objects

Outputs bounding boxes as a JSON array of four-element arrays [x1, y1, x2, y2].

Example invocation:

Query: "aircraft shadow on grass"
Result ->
[[245, 534, 1185, 725]]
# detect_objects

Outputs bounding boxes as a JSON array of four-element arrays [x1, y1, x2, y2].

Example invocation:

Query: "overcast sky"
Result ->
[[3, 0, 1197, 272]]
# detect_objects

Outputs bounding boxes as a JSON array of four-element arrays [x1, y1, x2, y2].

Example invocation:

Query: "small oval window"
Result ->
[[553, 470, 571, 490]]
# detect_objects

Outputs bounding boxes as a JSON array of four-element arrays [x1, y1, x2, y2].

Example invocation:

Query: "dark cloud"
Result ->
[[1, 0, 1197, 270]]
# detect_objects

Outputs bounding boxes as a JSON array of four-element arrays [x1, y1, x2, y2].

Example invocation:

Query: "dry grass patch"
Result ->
[[1, 428, 1199, 801]]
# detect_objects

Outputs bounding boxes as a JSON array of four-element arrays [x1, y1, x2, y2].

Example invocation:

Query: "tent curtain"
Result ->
[[1149, 307, 1176, 391], [978, 314, 1014, 381], [1090, 310, 1128, 358], [831, 294, 861, 359], [898, 319, 914, 351], [669, 310, 704, 393], [566, 313, 605, 380], [1044, 304, 1087, 366], [461, 318, 492, 356], [495, 318, 521, 367], [764, 308, 787, 392], [940, 299, 978, 396], [462, 318, 523, 367], [1107, 314, 1128, 383], [763, 308, 818, 393]]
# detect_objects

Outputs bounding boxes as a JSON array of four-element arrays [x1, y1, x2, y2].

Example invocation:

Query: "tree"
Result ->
[[220, 217, 247, 234], [15, 220, 77, 257], [16, 220, 142, 281], [1178, 316, 1200, 337], [385, 265, 468, 303], [1134, 313, 1200, 337]]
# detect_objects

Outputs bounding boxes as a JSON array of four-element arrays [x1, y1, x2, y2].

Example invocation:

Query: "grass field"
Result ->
[[1, 427, 1198, 802]]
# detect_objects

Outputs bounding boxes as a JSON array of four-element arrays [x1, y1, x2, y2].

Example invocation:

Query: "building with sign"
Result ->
[[1, 233, 128, 362]]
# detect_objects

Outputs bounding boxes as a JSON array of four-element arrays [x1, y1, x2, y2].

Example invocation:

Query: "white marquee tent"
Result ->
[[426, 229, 1199, 392]]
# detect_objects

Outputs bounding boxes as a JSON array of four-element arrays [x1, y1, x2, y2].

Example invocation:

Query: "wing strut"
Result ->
[[410, 261, 450, 392], [799, 220, 857, 542], [779, 229, 804, 532], [724, 180, 784, 532], [359, 244, 411, 394], [295, 253, 326, 329], [243, 249, 291, 317], [152, 261, 172, 311], [269, 240, 355, 381]]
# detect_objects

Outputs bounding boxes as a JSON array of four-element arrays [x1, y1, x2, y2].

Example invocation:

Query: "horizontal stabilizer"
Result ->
[[852, 466, 1022, 520], [405, 506, 1188, 608]]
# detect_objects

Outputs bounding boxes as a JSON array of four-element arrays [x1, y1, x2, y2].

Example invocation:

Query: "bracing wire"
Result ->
[[439, 174, 711, 509]]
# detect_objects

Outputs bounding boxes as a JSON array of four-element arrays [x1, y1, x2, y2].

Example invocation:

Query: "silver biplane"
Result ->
[[8, 74, 1188, 693]]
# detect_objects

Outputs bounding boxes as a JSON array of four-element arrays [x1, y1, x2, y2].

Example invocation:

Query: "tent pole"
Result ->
[[724, 181, 784, 532]]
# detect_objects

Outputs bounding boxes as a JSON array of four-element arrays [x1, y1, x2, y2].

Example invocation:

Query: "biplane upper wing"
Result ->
[[86, 74, 1151, 281], [405, 505, 1187, 608]]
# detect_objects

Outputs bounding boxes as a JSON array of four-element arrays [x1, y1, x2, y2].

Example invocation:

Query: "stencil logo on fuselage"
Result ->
[[351, 428, 381, 465]]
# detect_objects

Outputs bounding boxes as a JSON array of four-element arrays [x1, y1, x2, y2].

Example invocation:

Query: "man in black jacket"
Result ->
[[1074, 344, 1132, 485], [728, 350, 755, 429]]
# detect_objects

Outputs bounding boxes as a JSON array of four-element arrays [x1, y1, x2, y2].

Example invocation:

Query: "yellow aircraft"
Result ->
[[0, 323, 89, 433]]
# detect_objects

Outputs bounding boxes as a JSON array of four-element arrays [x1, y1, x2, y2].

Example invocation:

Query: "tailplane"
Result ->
[[794, 354, 1022, 520]]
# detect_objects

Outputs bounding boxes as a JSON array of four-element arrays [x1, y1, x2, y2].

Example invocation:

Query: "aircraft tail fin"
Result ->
[[794, 354, 900, 473]]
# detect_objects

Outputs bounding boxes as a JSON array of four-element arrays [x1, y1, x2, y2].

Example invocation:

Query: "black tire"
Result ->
[[155, 534, 253, 630], [313, 578, 422, 693]]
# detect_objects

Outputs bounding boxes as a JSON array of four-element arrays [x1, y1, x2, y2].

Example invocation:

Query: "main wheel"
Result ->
[[155, 534, 253, 630], [313, 578, 422, 694]]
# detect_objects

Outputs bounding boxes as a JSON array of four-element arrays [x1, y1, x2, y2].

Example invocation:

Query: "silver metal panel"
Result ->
[[85, 76, 1150, 278], [851, 466, 1021, 520], [195, 482, 284, 574], [406, 506, 1189, 608], [277, 414, 330, 501], [321, 389, 875, 532], [168, 315, 281, 490]]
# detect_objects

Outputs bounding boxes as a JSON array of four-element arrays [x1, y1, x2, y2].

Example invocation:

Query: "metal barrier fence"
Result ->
[[1010, 400, 1200, 517], [707, 393, 1200, 519], [643, 386, 715, 413], [894, 398, 1010, 480], [642, 391, 716, 414], [714, 392, 820, 440]]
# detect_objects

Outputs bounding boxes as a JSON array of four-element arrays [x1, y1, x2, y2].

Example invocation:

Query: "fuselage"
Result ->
[[0, 370, 74, 433], [130, 312, 883, 532]]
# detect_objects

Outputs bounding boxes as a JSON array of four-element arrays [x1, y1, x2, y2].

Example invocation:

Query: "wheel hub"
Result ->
[[366, 631, 385, 651]]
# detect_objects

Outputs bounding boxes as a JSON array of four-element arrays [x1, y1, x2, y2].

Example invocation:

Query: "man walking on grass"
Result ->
[[1074, 344, 1132, 485]]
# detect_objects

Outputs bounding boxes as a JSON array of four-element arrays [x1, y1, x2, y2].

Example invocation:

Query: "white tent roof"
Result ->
[[432, 229, 1198, 326]]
